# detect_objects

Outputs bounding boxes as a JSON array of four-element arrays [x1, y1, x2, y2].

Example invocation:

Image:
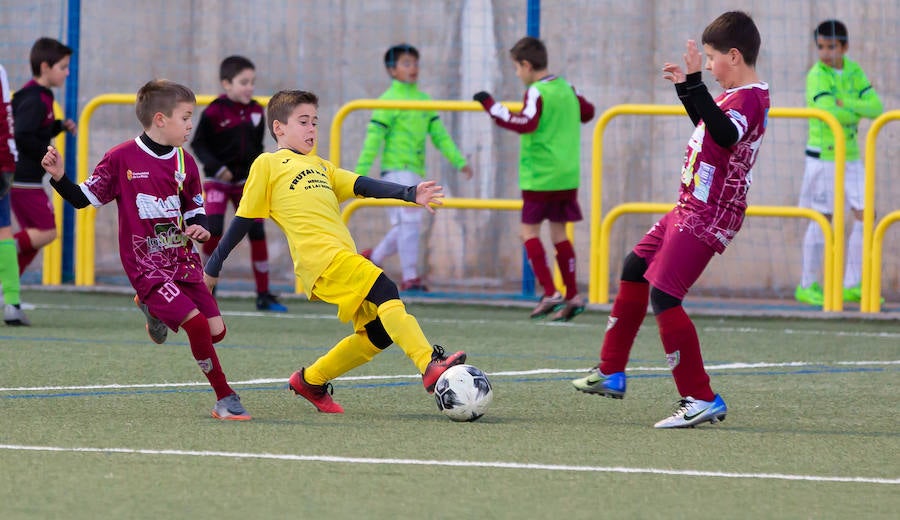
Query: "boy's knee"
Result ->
[[650, 287, 681, 315], [621, 252, 648, 283], [364, 317, 393, 349]]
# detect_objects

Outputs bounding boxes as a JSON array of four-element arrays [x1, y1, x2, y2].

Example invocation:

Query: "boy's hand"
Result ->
[[415, 180, 444, 214], [662, 62, 686, 84], [0, 171, 12, 198], [62, 119, 77, 136], [460, 164, 474, 180], [41, 146, 65, 180], [684, 39, 702, 74], [203, 273, 218, 295], [473, 91, 494, 109], [184, 224, 211, 243]]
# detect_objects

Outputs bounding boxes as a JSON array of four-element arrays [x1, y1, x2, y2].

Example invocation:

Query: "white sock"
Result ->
[[844, 220, 863, 288], [800, 221, 823, 288]]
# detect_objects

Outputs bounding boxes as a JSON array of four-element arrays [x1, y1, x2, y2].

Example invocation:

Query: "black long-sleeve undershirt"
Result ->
[[675, 72, 739, 148]]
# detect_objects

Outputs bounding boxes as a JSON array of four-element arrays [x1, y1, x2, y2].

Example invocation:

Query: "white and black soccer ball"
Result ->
[[434, 364, 493, 422]]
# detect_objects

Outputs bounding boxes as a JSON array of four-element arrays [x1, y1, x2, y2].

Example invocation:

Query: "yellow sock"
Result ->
[[377, 299, 432, 373], [305, 332, 382, 385]]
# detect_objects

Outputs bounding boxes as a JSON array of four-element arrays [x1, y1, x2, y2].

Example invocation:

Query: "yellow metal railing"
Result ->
[[596, 202, 835, 309], [862, 110, 900, 312], [73, 94, 270, 287], [342, 197, 522, 225], [40, 102, 67, 285], [589, 105, 846, 310]]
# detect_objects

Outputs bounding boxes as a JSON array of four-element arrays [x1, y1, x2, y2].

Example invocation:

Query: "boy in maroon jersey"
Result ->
[[1, 62, 29, 325], [11, 37, 77, 275], [41, 80, 251, 421], [572, 11, 770, 428], [191, 56, 286, 312]]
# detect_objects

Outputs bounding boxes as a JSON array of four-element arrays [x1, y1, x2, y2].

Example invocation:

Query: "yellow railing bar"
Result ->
[[40, 102, 66, 285], [74, 94, 270, 286], [589, 105, 845, 310], [870, 210, 900, 312], [342, 197, 522, 224], [596, 202, 835, 309], [862, 110, 900, 312]]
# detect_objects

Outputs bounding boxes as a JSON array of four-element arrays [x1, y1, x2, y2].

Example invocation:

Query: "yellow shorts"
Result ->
[[311, 249, 383, 329]]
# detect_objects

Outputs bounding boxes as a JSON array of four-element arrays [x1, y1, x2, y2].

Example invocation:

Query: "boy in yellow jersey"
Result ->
[[203, 90, 466, 414]]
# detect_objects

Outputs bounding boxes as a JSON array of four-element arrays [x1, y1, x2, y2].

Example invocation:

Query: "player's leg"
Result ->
[[643, 229, 725, 428], [1, 196, 28, 325], [371, 170, 413, 266], [247, 217, 286, 311], [842, 161, 865, 302], [796, 157, 830, 305], [396, 204, 426, 290], [548, 218, 584, 322], [10, 186, 57, 274]]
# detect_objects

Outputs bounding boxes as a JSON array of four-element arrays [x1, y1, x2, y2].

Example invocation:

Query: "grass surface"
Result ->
[[1, 291, 897, 519]]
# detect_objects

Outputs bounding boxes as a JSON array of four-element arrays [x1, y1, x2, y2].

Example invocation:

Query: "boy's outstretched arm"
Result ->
[[42, 146, 91, 208], [473, 90, 540, 134], [353, 176, 443, 214], [203, 215, 256, 290]]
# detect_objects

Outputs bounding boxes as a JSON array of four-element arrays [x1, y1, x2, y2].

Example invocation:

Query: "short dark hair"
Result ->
[[814, 19, 848, 44], [266, 90, 318, 141], [219, 55, 255, 82], [702, 11, 761, 67], [29, 37, 72, 77], [135, 79, 196, 129], [509, 36, 548, 71], [384, 44, 419, 69]]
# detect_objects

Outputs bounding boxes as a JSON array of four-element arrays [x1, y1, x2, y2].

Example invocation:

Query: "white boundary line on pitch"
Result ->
[[0, 444, 896, 485], [1, 360, 896, 393]]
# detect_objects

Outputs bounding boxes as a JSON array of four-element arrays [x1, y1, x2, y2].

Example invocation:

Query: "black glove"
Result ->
[[0, 171, 12, 199], [473, 91, 492, 103]]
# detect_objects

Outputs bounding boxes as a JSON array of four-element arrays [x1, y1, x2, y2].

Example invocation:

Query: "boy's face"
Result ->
[[274, 103, 318, 154], [816, 36, 847, 69], [156, 101, 194, 146], [702, 44, 737, 89], [513, 60, 534, 86], [41, 55, 70, 87], [222, 68, 256, 105], [388, 53, 418, 83]]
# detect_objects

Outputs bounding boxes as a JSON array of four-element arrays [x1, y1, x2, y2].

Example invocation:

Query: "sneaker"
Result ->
[[134, 295, 167, 344], [794, 282, 824, 306], [653, 395, 727, 429], [288, 368, 344, 413], [530, 292, 564, 319], [256, 292, 288, 312], [211, 393, 252, 421], [400, 278, 429, 292], [551, 296, 585, 322], [422, 345, 467, 393], [3, 304, 31, 326], [571, 368, 626, 398]]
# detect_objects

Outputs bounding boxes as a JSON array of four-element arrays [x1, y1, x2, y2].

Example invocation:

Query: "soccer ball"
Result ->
[[434, 364, 493, 422]]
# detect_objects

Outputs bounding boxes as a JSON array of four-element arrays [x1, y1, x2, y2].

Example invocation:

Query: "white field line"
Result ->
[[0, 360, 896, 393], [0, 444, 896, 485]]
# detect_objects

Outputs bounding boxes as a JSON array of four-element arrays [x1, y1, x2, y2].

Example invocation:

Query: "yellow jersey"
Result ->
[[237, 148, 360, 293]]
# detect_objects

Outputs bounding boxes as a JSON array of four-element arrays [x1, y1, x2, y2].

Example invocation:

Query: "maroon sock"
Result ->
[[554, 240, 578, 300], [598, 280, 649, 374], [14, 230, 38, 275], [182, 313, 234, 400], [524, 238, 556, 297], [202, 235, 221, 257], [249, 238, 270, 294], [655, 306, 714, 401]]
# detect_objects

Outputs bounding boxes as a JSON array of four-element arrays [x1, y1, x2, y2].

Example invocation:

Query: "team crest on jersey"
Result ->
[[192, 194, 203, 206], [251, 113, 262, 126], [127, 169, 149, 180]]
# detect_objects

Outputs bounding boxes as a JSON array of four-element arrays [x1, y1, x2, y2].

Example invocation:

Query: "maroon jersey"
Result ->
[[81, 138, 206, 297], [676, 83, 770, 253], [0, 64, 16, 172], [190, 95, 265, 183], [12, 79, 64, 185]]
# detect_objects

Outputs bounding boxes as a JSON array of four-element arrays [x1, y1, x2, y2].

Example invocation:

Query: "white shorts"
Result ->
[[798, 157, 864, 214]]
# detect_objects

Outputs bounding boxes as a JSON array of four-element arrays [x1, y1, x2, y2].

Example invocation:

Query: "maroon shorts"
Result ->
[[634, 211, 716, 300], [142, 280, 221, 332], [10, 186, 56, 230], [521, 189, 582, 224], [203, 180, 245, 216]]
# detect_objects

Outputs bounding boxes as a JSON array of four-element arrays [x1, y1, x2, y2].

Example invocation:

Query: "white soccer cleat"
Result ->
[[654, 395, 727, 429]]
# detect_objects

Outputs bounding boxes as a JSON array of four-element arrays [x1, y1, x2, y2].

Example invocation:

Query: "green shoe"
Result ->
[[795, 282, 824, 306]]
